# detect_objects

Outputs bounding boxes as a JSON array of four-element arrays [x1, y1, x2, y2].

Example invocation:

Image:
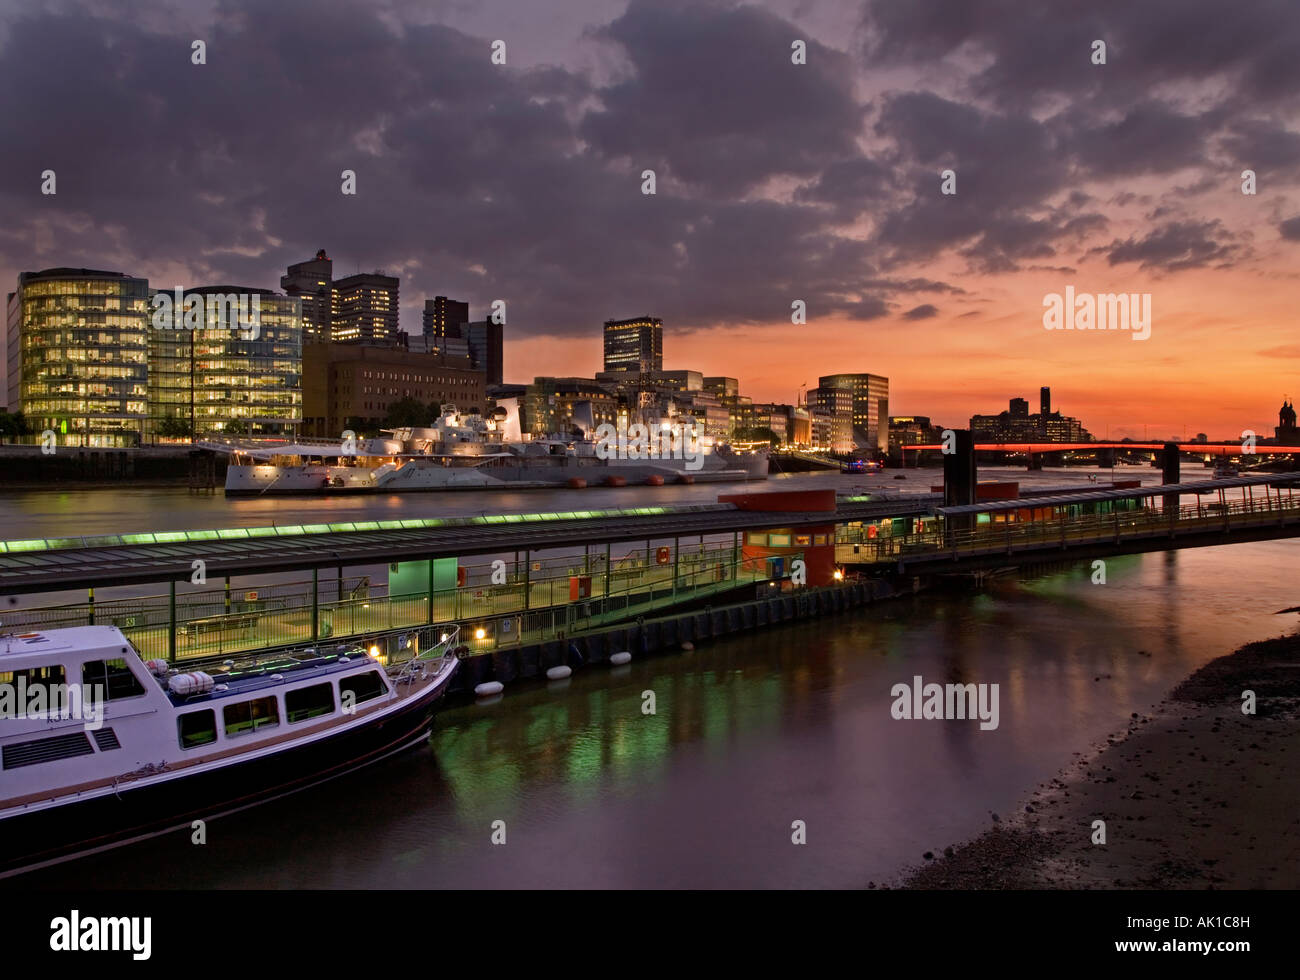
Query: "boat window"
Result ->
[[0, 664, 66, 700], [223, 696, 281, 737], [178, 710, 217, 749], [339, 670, 388, 709], [285, 683, 334, 724], [82, 658, 146, 701]]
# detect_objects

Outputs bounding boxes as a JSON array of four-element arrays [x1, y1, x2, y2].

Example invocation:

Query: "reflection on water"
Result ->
[[16, 533, 1297, 889]]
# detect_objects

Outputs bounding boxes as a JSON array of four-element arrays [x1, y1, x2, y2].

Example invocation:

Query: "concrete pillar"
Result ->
[[943, 429, 976, 540], [1162, 442, 1180, 514]]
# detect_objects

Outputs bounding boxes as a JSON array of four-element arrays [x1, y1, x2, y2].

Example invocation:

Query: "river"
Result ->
[[7, 466, 1296, 888]]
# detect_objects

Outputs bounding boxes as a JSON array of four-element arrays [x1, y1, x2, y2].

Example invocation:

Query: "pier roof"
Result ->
[[0, 497, 930, 595]]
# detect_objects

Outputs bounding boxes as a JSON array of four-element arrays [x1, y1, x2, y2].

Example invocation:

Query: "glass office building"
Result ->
[[13, 269, 150, 447], [819, 373, 890, 454], [602, 317, 663, 374], [148, 286, 302, 438]]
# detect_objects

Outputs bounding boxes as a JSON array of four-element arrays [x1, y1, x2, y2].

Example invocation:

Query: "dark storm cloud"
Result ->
[[0, 0, 1290, 343], [1090, 219, 1241, 272], [0, 0, 922, 336], [582, 0, 864, 197], [862, 0, 1300, 111], [1278, 216, 1300, 241]]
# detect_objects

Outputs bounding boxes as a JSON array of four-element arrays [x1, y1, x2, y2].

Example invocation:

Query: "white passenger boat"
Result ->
[[0, 625, 460, 877]]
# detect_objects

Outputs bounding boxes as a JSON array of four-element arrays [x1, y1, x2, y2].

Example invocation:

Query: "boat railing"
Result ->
[[386, 623, 461, 687]]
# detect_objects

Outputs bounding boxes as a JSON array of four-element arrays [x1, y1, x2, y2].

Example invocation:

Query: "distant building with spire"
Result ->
[[1276, 398, 1299, 445]]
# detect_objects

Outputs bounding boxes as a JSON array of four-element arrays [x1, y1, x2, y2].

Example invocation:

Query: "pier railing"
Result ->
[[3, 541, 764, 662], [836, 490, 1300, 566]]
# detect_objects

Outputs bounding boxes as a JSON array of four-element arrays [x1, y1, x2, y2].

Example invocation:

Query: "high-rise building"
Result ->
[[11, 268, 151, 447], [1040, 386, 1051, 416], [331, 272, 399, 345], [423, 296, 469, 342], [148, 286, 302, 439], [603, 317, 663, 374], [460, 320, 504, 387], [970, 391, 1091, 443], [819, 373, 889, 454], [281, 250, 333, 341], [5, 290, 19, 411], [810, 385, 854, 453]]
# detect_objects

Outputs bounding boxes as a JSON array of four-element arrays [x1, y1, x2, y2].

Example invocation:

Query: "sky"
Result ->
[[1, 0, 1297, 439]]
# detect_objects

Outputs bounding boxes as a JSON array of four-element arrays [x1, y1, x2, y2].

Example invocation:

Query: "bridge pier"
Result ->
[[1162, 441, 1181, 515], [943, 429, 976, 543]]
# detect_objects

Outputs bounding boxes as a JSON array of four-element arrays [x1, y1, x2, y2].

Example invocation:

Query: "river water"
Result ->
[[7, 467, 1297, 888]]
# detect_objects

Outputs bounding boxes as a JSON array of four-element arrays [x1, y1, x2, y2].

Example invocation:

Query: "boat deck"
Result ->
[[161, 645, 374, 706]]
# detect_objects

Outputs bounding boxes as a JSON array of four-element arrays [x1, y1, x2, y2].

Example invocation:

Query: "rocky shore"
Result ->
[[901, 632, 1300, 889]]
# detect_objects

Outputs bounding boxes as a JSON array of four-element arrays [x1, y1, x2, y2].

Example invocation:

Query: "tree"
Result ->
[[0, 410, 29, 443], [158, 415, 193, 439], [733, 426, 780, 448], [224, 419, 249, 436], [385, 397, 431, 428]]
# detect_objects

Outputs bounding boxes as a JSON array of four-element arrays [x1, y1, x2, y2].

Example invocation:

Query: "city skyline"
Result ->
[[0, 0, 1297, 438]]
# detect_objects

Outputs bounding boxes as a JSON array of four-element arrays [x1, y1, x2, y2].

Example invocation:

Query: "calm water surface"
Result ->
[[7, 468, 1295, 888]]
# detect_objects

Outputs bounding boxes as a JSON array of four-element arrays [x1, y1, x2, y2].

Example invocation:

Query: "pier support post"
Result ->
[[225, 576, 231, 615], [523, 550, 531, 611], [313, 567, 321, 639], [1162, 442, 1181, 516], [605, 541, 612, 603], [673, 536, 680, 597], [168, 581, 177, 662], [87, 587, 94, 626], [426, 559, 434, 625], [943, 429, 976, 544]]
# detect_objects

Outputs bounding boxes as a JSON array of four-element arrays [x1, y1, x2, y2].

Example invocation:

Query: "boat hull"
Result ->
[[0, 666, 454, 878], [226, 452, 770, 495]]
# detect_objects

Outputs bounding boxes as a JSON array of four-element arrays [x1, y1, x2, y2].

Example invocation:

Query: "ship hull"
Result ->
[[226, 453, 770, 495], [0, 668, 453, 879]]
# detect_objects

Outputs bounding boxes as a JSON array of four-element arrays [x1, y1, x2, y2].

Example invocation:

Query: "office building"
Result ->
[[970, 390, 1092, 443], [819, 373, 890, 453], [524, 377, 620, 437], [10, 268, 151, 447], [148, 286, 302, 438], [281, 250, 333, 341], [461, 319, 504, 387], [423, 296, 469, 344], [331, 272, 399, 345], [603, 317, 663, 374], [810, 385, 854, 453], [302, 343, 484, 437]]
